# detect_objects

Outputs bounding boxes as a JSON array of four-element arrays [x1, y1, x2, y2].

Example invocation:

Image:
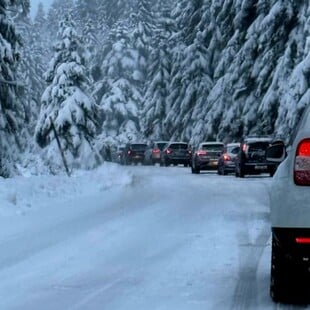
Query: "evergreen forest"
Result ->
[[0, 0, 309, 176]]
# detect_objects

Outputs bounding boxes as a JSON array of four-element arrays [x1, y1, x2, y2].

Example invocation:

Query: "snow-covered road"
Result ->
[[0, 164, 307, 309]]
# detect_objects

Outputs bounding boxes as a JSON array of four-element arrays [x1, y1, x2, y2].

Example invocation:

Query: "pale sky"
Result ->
[[30, 0, 53, 18]]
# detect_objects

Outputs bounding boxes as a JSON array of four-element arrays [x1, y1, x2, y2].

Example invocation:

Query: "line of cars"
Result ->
[[112, 104, 310, 305], [113, 136, 279, 178]]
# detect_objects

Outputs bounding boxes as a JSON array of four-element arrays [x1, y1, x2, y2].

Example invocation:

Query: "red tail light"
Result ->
[[223, 154, 231, 161], [152, 148, 160, 154], [166, 148, 172, 154], [128, 150, 132, 155], [296, 237, 310, 244], [294, 139, 310, 186], [197, 150, 207, 156]]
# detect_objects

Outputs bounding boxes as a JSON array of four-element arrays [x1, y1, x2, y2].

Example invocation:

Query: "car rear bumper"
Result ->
[[242, 162, 276, 174], [196, 159, 218, 170], [166, 157, 190, 165], [272, 227, 310, 265]]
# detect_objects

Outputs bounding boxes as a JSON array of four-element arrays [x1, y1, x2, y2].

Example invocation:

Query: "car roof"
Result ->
[[226, 142, 240, 147], [167, 141, 188, 145], [243, 137, 272, 143], [199, 141, 224, 146]]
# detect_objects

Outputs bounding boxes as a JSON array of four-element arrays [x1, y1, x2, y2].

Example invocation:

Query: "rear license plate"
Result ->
[[255, 165, 267, 170]]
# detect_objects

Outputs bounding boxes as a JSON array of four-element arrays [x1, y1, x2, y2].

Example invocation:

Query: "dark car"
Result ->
[[121, 143, 148, 165], [144, 141, 169, 165], [191, 142, 224, 174], [234, 136, 277, 177], [161, 142, 191, 167], [217, 143, 240, 175]]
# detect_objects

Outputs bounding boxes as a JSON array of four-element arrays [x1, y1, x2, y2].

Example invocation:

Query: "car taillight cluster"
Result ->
[[295, 237, 310, 244], [294, 139, 310, 186], [197, 150, 207, 156], [223, 154, 231, 161], [166, 148, 172, 154], [152, 148, 160, 154]]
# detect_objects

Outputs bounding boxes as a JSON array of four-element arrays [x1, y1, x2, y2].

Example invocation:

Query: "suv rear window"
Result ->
[[157, 143, 168, 150], [169, 143, 188, 150], [201, 144, 223, 152], [247, 142, 270, 152], [131, 144, 147, 150]]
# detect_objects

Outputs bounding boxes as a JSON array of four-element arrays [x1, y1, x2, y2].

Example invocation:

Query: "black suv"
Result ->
[[235, 136, 277, 177], [121, 143, 148, 165], [161, 142, 191, 167]]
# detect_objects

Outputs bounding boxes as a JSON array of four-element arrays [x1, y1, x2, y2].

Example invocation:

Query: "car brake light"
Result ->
[[242, 144, 248, 152], [197, 150, 207, 156], [152, 148, 160, 154], [223, 154, 231, 161], [295, 237, 310, 244], [166, 148, 172, 154], [294, 139, 310, 186]]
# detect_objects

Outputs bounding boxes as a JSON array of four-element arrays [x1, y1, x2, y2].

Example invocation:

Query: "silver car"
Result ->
[[217, 143, 240, 175]]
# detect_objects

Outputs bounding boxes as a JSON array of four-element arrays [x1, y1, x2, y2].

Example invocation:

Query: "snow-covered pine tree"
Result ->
[[93, 21, 142, 146], [46, 0, 74, 43], [262, 1, 310, 140], [35, 14, 100, 172], [204, 0, 299, 141], [165, 0, 211, 142], [141, 1, 175, 140], [131, 0, 154, 83], [0, 0, 25, 177], [99, 0, 135, 27]]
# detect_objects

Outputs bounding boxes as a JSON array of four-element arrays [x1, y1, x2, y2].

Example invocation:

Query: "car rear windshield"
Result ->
[[131, 144, 147, 150], [157, 143, 168, 150], [247, 142, 270, 152], [169, 143, 188, 150], [227, 145, 239, 154], [201, 144, 223, 152]]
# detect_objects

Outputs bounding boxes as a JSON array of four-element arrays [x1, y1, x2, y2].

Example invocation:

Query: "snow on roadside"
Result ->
[[0, 163, 133, 217]]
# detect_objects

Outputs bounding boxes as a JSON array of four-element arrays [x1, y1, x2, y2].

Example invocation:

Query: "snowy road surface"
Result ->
[[0, 164, 308, 309]]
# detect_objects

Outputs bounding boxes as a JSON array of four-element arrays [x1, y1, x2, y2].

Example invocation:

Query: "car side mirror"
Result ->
[[266, 143, 286, 163]]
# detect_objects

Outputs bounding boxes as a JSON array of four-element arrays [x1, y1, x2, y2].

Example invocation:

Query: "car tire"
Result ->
[[165, 160, 170, 167], [270, 235, 286, 303], [239, 166, 245, 178]]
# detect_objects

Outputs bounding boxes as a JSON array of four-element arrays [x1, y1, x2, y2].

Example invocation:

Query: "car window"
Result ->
[[228, 146, 239, 154], [170, 143, 188, 150], [201, 144, 224, 152], [131, 144, 147, 150], [247, 142, 270, 152], [157, 143, 167, 150]]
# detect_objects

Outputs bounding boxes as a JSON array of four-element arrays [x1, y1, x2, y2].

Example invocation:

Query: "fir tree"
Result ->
[[93, 21, 142, 145], [35, 14, 100, 171], [0, 0, 25, 177]]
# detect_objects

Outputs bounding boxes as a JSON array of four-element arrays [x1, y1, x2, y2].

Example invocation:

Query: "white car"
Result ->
[[267, 105, 310, 303]]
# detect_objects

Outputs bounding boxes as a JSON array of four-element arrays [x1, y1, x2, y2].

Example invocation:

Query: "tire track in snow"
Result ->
[[231, 226, 270, 309]]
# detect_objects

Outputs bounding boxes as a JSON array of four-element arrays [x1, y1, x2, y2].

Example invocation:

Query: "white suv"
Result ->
[[267, 105, 310, 303]]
